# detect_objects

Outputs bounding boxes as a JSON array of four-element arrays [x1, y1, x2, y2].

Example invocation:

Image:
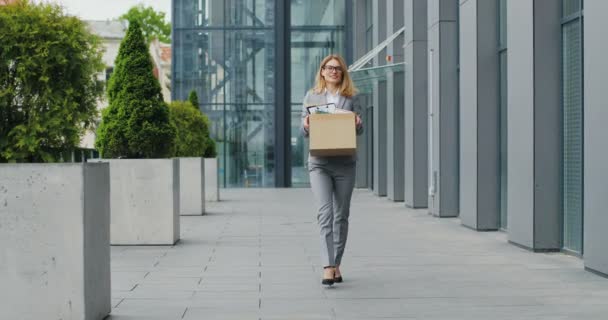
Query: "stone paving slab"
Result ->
[[108, 188, 608, 320]]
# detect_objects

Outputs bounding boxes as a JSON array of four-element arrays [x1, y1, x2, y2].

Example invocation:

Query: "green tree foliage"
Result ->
[[96, 20, 175, 158], [202, 114, 217, 158], [169, 101, 208, 157], [0, 0, 104, 162], [119, 4, 171, 43], [188, 90, 199, 110]]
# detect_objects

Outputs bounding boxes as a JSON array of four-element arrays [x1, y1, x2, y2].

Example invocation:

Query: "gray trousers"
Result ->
[[309, 162, 356, 267]]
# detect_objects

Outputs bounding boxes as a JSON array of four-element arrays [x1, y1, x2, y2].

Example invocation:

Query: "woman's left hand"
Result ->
[[355, 115, 363, 128]]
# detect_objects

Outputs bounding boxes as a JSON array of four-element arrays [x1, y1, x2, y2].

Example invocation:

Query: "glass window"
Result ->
[[562, 1, 583, 253], [174, 0, 275, 28], [173, 1, 276, 188], [290, 0, 346, 186], [563, 0, 582, 17], [291, 0, 345, 26], [290, 29, 346, 186]]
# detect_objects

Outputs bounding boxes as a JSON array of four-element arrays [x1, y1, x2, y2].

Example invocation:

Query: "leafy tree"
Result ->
[[188, 90, 199, 110], [96, 20, 175, 158], [169, 101, 208, 157], [202, 114, 217, 158], [119, 4, 171, 43], [0, 0, 104, 162]]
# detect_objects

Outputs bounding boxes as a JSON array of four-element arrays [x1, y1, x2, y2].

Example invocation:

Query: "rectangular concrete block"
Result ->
[[0, 163, 111, 320], [178, 157, 205, 216], [205, 157, 220, 201], [105, 159, 180, 245]]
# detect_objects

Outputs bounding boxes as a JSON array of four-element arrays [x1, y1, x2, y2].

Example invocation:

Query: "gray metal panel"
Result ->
[[475, 0, 500, 230], [387, 71, 405, 201], [353, 0, 369, 189], [458, 0, 478, 228], [428, 23, 441, 214], [274, 0, 291, 187], [584, 0, 608, 276], [437, 20, 460, 217], [373, 0, 388, 67], [404, 0, 428, 208], [389, 0, 405, 63], [404, 43, 429, 207], [429, 0, 458, 27], [506, 0, 534, 248], [373, 80, 388, 196], [428, 0, 440, 27], [532, 0, 562, 250], [412, 42, 429, 207], [413, 0, 428, 42]]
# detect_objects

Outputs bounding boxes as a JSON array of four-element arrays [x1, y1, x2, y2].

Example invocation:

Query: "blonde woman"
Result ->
[[301, 54, 363, 286]]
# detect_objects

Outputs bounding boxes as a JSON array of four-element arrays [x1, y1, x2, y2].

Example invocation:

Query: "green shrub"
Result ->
[[96, 20, 175, 158], [0, 0, 104, 162], [201, 113, 217, 158], [188, 90, 199, 110], [169, 101, 208, 157]]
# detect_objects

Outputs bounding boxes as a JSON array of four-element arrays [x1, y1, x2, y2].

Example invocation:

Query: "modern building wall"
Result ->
[[459, 0, 500, 230], [172, 0, 347, 188], [506, 0, 562, 251], [403, 0, 428, 208], [353, 0, 370, 189], [386, 0, 405, 201], [584, 0, 608, 277], [427, 0, 459, 217], [372, 0, 387, 196]]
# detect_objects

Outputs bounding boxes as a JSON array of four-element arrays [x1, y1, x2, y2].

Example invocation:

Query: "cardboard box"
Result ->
[[309, 113, 357, 156]]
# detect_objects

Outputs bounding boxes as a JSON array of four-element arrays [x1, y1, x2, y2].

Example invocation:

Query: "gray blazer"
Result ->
[[300, 90, 364, 165]]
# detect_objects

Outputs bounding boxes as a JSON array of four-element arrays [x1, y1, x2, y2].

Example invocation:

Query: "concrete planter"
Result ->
[[204, 157, 220, 201], [178, 157, 205, 216], [0, 163, 111, 320], [104, 159, 180, 245]]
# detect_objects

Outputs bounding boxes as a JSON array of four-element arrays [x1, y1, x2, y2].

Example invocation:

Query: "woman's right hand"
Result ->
[[303, 115, 310, 131]]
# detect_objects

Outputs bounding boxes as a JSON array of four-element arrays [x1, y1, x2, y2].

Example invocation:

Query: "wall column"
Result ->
[[427, 0, 459, 217], [506, 0, 561, 250], [404, 0, 428, 208], [459, 0, 500, 230]]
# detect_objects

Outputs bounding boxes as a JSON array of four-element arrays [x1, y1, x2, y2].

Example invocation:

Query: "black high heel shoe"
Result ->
[[321, 267, 335, 286], [333, 276, 343, 283]]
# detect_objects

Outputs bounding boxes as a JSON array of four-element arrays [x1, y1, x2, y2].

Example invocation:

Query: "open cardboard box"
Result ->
[[309, 112, 357, 156]]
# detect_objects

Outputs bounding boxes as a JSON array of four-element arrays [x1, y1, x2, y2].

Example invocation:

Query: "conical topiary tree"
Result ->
[[188, 90, 199, 110], [96, 20, 175, 158]]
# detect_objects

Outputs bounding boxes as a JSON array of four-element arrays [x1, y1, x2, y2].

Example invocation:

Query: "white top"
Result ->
[[325, 88, 340, 107]]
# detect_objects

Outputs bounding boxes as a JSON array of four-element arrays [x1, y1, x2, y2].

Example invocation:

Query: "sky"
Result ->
[[43, 0, 171, 21]]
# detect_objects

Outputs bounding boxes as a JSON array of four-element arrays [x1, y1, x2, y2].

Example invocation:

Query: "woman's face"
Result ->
[[321, 59, 343, 86]]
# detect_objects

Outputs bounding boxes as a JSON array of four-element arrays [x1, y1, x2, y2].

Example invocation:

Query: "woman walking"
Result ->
[[301, 54, 364, 286]]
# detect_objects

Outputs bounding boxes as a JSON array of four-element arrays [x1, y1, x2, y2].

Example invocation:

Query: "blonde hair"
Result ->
[[312, 54, 358, 98]]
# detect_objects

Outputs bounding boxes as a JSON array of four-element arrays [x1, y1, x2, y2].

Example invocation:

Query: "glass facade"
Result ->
[[290, 0, 347, 187], [561, 0, 584, 253], [173, 0, 347, 187], [498, 0, 508, 229]]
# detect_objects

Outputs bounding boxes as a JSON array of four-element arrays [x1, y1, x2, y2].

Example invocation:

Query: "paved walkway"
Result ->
[[108, 189, 608, 320]]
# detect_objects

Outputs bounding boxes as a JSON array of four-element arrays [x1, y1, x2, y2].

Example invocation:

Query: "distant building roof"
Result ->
[[85, 20, 127, 40]]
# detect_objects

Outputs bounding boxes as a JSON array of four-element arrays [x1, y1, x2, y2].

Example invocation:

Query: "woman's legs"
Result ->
[[332, 164, 356, 267], [309, 166, 336, 268]]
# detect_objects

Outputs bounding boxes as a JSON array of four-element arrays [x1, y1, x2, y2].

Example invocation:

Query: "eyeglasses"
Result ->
[[322, 65, 343, 73]]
